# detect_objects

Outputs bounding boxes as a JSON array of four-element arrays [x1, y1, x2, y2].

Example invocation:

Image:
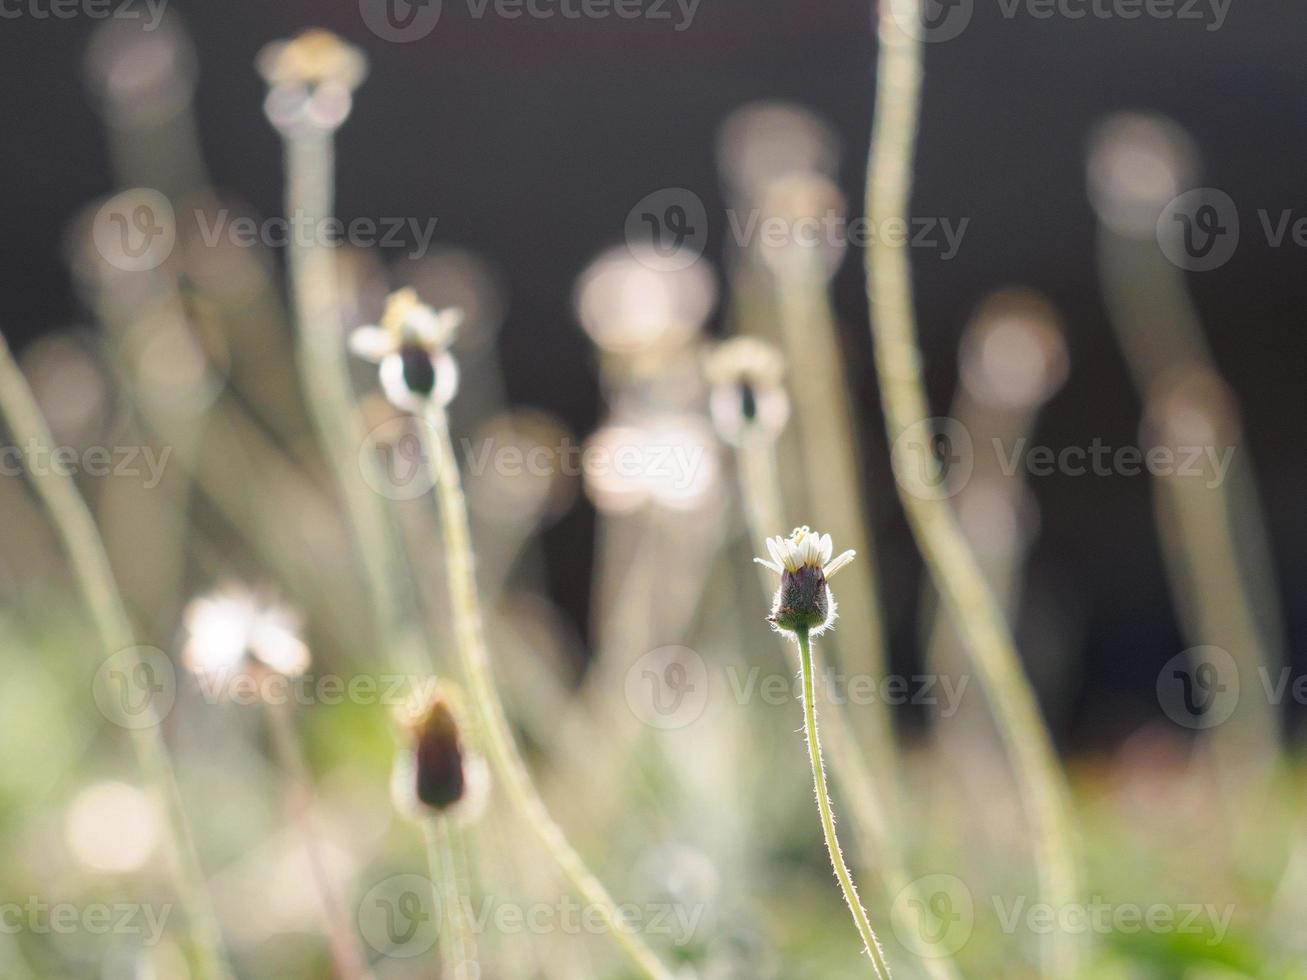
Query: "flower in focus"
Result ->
[[181, 585, 310, 684], [393, 685, 488, 822], [349, 288, 462, 413], [754, 526, 855, 635], [703, 336, 789, 446]]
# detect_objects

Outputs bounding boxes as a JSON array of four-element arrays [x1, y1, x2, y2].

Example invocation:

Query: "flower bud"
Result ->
[[394, 686, 487, 822]]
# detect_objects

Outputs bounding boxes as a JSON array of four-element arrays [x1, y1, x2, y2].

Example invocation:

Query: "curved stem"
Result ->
[[796, 627, 893, 979], [863, 4, 1078, 975], [0, 330, 230, 980], [422, 402, 675, 980]]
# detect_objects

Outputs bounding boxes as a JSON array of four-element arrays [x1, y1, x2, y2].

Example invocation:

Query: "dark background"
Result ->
[[2, 0, 1304, 749]]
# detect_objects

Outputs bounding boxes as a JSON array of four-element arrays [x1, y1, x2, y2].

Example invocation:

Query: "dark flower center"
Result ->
[[400, 343, 436, 396]]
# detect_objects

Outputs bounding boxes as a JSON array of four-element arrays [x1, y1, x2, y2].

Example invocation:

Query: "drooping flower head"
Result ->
[[754, 526, 855, 636], [349, 288, 463, 413]]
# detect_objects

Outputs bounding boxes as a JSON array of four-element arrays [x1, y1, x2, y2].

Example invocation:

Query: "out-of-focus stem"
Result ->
[[422, 402, 675, 980], [281, 126, 418, 672], [796, 627, 893, 979], [1098, 226, 1281, 782], [264, 698, 373, 980], [424, 818, 477, 979], [772, 257, 898, 794], [863, 5, 1078, 976], [0, 329, 230, 980]]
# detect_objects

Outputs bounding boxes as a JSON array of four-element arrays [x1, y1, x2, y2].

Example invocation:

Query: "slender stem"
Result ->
[[864, 5, 1078, 975], [281, 125, 419, 674], [424, 818, 477, 979], [736, 443, 963, 980], [422, 402, 675, 980], [0, 330, 230, 980], [264, 698, 373, 980], [795, 627, 892, 979]]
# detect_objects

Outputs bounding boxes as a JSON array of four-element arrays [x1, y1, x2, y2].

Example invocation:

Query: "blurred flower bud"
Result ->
[[716, 101, 840, 205], [394, 685, 488, 822], [85, 12, 197, 127], [258, 29, 367, 134], [1087, 112, 1198, 238], [703, 336, 789, 446], [959, 289, 1069, 410], [574, 246, 717, 360]]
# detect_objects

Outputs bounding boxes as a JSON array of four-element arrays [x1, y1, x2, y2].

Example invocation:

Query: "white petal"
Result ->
[[817, 533, 833, 567], [753, 557, 782, 574], [379, 354, 429, 414], [766, 537, 786, 568], [411, 306, 463, 349], [348, 325, 396, 362], [824, 549, 856, 579]]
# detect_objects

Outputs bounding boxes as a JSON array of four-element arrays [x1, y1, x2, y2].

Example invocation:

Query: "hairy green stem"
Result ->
[[864, 4, 1078, 975], [0, 329, 230, 980], [796, 627, 893, 978], [422, 402, 675, 980], [736, 441, 962, 980]]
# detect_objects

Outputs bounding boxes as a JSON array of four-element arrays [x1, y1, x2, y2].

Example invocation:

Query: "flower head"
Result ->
[[703, 336, 789, 446], [257, 29, 367, 91], [754, 526, 855, 635], [181, 585, 310, 685], [257, 29, 367, 133], [349, 288, 463, 413], [393, 684, 488, 823]]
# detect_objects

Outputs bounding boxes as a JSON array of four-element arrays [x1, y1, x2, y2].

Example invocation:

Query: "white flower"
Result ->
[[754, 526, 855, 635], [182, 585, 310, 682], [754, 526, 855, 578], [349, 288, 463, 413]]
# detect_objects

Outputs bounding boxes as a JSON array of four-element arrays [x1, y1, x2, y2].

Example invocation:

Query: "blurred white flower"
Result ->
[[349, 288, 462, 413], [182, 585, 309, 681]]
